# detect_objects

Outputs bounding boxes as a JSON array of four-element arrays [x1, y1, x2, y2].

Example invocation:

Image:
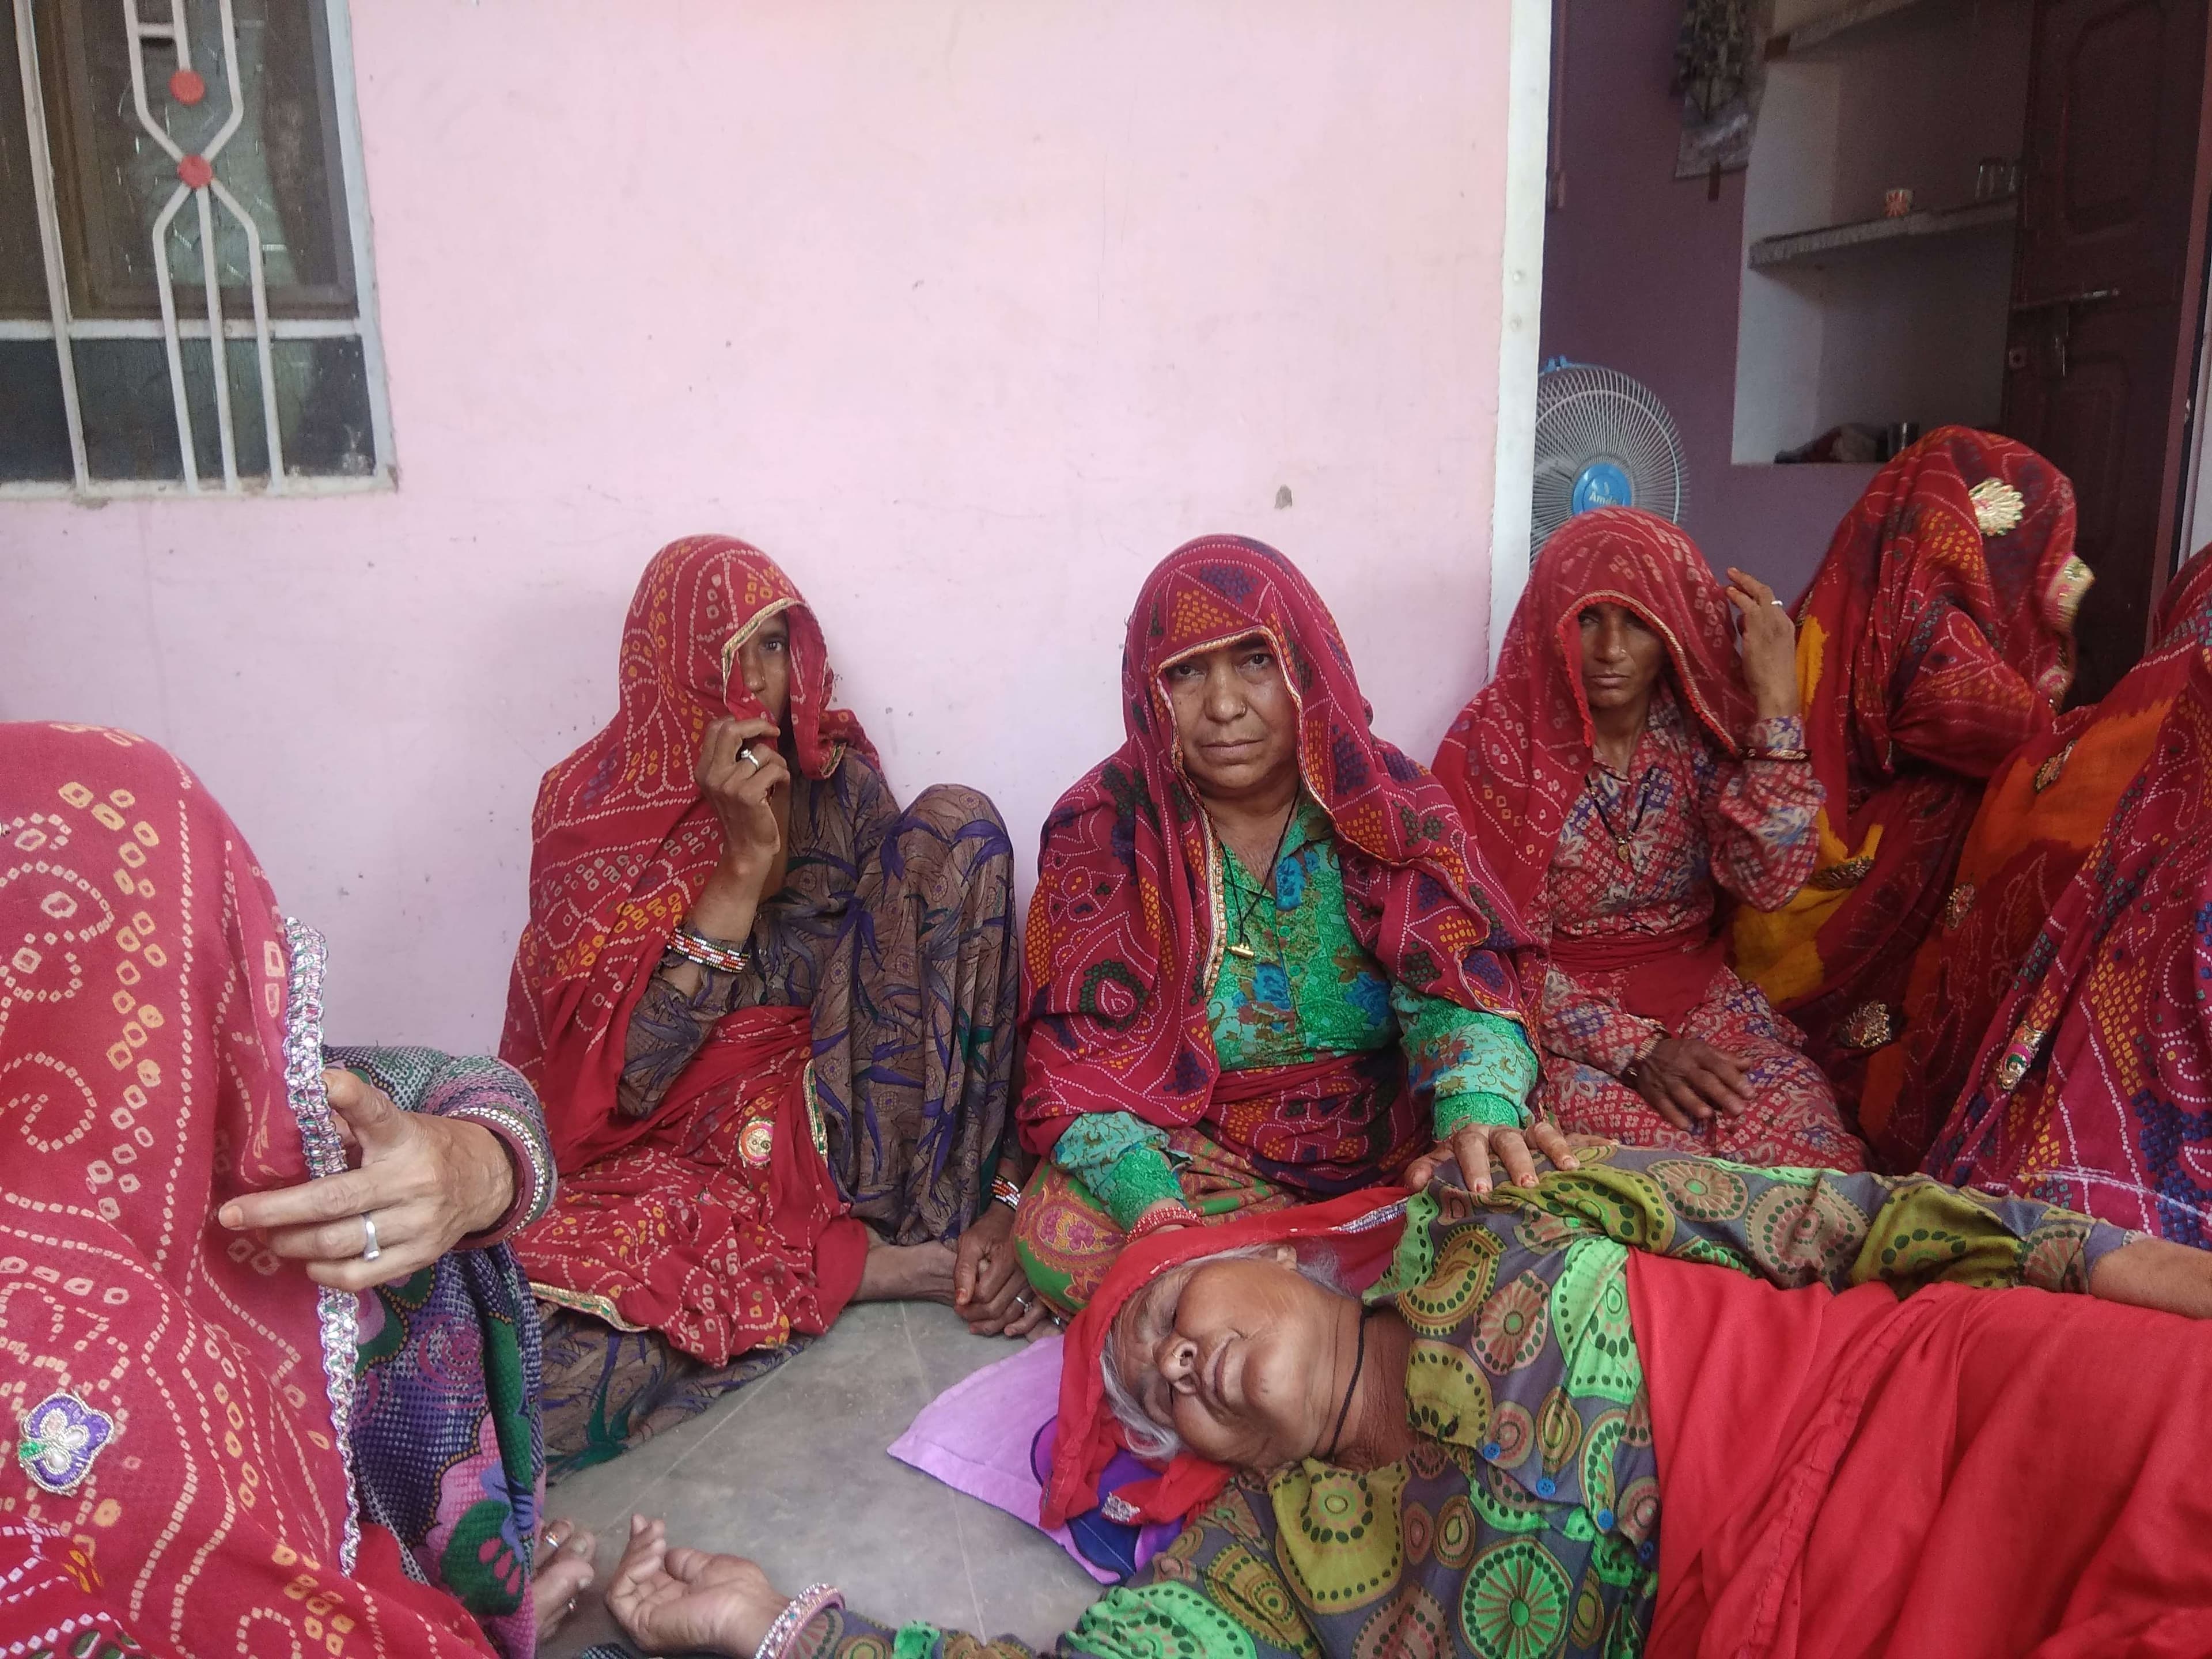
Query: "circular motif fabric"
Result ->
[[1399, 1225, 1504, 1336], [1556, 1252, 1639, 1405], [1474, 1273, 1552, 1372], [1085, 1581, 1258, 1659], [1745, 1182, 1870, 1287], [1404, 1341, 1494, 1448], [1484, 1401, 1535, 1468], [1460, 1539, 1573, 1659], [1470, 1460, 1551, 1536], [1351, 1583, 1450, 1659], [1402, 1501, 1434, 1566], [1579, 1410, 1627, 1522], [1205, 1543, 1318, 1656], [1648, 1158, 1748, 1221], [1274, 1464, 1406, 1613], [1433, 1494, 1479, 1570], [1536, 1388, 1582, 1479]]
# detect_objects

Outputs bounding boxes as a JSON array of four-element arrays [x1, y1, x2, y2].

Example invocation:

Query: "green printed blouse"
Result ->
[[1056, 797, 1539, 1228], [803, 1145, 2128, 1659]]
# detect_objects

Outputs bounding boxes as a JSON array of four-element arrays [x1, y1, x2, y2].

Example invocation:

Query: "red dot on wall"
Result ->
[[177, 154, 213, 190], [169, 69, 206, 105]]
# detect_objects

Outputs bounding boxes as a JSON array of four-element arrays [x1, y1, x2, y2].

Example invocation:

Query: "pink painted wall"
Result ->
[[1539, 0, 1873, 599], [1, 1, 1520, 1051]]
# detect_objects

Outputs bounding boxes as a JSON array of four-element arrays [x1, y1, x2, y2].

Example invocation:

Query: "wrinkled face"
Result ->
[[1108, 1249, 1347, 1470], [1163, 633, 1300, 802], [733, 611, 793, 727], [1577, 602, 1665, 715]]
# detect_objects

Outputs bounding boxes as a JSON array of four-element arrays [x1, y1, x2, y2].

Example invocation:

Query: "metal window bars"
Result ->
[[6, 0, 393, 497]]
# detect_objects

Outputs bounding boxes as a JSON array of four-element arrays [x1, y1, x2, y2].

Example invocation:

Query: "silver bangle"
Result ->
[[754, 1584, 842, 1659]]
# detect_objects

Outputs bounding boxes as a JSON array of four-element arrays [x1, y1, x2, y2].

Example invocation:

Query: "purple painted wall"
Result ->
[[1539, 0, 1873, 602]]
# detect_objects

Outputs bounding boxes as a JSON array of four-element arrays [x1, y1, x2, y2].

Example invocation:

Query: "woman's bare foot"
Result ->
[[534, 1517, 599, 1642], [854, 1236, 959, 1305]]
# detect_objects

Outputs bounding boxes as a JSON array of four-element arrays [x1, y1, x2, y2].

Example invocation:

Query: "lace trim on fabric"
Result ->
[[281, 916, 362, 1573]]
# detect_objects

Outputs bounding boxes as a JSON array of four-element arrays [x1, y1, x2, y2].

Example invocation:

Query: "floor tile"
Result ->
[[543, 1302, 1100, 1657]]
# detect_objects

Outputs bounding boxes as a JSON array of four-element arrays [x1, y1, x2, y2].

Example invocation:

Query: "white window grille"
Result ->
[[2, 0, 392, 496]]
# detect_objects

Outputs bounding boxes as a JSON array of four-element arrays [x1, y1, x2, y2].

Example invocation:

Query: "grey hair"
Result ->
[[1100, 1242, 1350, 1464]]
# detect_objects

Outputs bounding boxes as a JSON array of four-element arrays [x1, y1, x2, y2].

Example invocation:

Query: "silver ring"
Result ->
[[1770, 599, 1787, 609], [359, 1213, 381, 1262], [739, 746, 763, 771]]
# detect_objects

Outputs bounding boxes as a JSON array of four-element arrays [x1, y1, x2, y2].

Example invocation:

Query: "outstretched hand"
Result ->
[[1404, 1117, 1580, 1197], [1724, 567, 1801, 720], [217, 1069, 513, 1291], [605, 1515, 790, 1657]]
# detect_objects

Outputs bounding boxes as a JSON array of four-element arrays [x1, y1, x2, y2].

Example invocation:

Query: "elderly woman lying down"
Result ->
[[592, 1143, 2212, 1659]]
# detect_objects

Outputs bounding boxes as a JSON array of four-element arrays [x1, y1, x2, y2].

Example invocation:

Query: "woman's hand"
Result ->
[[1725, 568, 1800, 720], [952, 1205, 1052, 1338], [698, 717, 790, 894], [605, 1516, 789, 1657], [217, 1070, 515, 1291], [1406, 1118, 1580, 1196], [1630, 1037, 1751, 1130], [2090, 1236, 2212, 1319]]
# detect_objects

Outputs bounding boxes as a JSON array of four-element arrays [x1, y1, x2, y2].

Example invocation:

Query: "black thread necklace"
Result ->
[[1224, 805, 1298, 961], [1322, 1309, 1369, 1462], [1588, 764, 1658, 868]]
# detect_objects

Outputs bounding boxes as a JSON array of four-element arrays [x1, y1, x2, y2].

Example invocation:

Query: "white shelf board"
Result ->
[[1748, 198, 2017, 269], [1766, 0, 1931, 59]]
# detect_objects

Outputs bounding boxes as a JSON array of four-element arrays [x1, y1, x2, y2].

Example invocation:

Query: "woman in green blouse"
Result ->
[[1006, 537, 1560, 1312], [594, 1145, 2212, 1659]]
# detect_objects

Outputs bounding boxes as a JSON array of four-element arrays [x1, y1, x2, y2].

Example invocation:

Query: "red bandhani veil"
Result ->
[[0, 722, 495, 1656], [1730, 428, 2086, 1097], [499, 535, 876, 1169], [1016, 536, 1531, 1154], [1433, 506, 1759, 926], [1040, 1187, 1411, 1531]]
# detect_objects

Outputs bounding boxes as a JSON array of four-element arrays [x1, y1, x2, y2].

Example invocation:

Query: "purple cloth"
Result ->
[[888, 1336, 1177, 1585]]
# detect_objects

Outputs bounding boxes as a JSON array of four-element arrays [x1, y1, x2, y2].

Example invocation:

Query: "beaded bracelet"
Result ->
[[991, 1175, 1022, 1213], [669, 922, 752, 974], [1126, 1206, 1199, 1244], [754, 1583, 843, 1659]]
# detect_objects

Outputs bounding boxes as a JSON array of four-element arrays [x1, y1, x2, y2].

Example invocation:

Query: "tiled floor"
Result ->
[[544, 1302, 1103, 1658]]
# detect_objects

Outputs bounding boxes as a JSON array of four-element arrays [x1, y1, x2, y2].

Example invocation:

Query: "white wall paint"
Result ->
[[1, 1, 1522, 1051]]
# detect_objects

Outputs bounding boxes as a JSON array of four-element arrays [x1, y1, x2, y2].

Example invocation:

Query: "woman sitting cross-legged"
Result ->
[[504, 536, 1037, 1474], [1437, 508, 1866, 1169], [595, 1141, 2212, 1659], [1008, 535, 1555, 1315], [0, 722, 589, 1657]]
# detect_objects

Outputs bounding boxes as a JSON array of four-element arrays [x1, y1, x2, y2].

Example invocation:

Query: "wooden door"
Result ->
[[2002, 0, 2212, 703]]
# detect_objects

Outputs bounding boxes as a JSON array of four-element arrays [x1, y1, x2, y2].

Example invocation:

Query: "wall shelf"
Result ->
[[1748, 198, 2017, 269], [1766, 0, 1931, 60]]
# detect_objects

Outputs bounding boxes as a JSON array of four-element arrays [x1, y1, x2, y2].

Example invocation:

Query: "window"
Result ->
[[1, 0, 392, 495]]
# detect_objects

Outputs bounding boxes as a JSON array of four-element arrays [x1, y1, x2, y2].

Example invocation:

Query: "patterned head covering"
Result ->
[[2154, 541, 2212, 654], [501, 536, 876, 1166], [1016, 536, 1530, 1153], [1433, 507, 1759, 921], [0, 723, 498, 1653], [1793, 426, 2085, 847]]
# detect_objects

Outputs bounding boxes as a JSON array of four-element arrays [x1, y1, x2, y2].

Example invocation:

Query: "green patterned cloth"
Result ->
[[818, 1145, 2130, 1659], [1054, 796, 1537, 1229]]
